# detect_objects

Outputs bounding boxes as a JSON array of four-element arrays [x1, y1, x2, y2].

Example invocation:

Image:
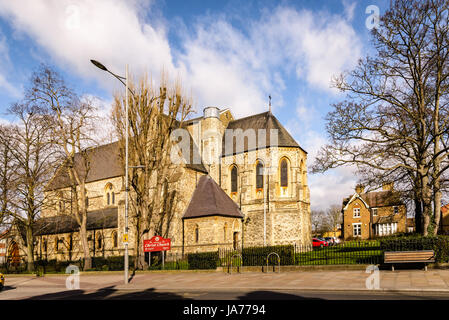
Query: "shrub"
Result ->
[[241, 245, 295, 266], [187, 252, 218, 270], [379, 235, 449, 263]]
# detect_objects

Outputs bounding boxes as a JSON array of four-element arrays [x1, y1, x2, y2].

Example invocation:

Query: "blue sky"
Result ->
[[0, 0, 389, 210]]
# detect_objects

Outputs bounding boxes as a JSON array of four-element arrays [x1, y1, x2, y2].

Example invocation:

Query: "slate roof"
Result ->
[[222, 111, 304, 156], [33, 207, 118, 236], [46, 136, 207, 191], [182, 175, 243, 219]]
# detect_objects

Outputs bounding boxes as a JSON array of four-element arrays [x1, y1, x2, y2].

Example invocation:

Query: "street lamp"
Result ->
[[91, 59, 135, 284]]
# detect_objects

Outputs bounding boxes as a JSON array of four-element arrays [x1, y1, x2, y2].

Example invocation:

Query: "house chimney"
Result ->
[[382, 182, 394, 191], [355, 184, 365, 194]]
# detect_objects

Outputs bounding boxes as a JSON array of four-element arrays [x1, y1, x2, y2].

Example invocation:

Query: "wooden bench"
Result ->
[[384, 250, 435, 271]]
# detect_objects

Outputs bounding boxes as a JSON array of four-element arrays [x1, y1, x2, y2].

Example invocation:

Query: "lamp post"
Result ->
[[90, 59, 134, 284]]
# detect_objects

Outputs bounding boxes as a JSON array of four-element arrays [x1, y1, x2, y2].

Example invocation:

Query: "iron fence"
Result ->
[[1, 238, 446, 273]]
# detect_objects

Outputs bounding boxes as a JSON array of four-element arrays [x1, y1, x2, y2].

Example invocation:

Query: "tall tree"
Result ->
[[26, 65, 98, 269], [1, 103, 57, 271], [111, 74, 193, 269], [313, 0, 449, 236], [0, 124, 16, 232]]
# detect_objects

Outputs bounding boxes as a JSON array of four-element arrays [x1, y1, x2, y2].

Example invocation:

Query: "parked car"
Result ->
[[312, 238, 328, 248], [324, 237, 335, 246], [0, 273, 4, 290]]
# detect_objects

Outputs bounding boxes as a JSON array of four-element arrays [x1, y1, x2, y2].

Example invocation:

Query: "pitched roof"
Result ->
[[222, 111, 304, 156], [46, 137, 207, 191], [46, 141, 123, 191], [182, 175, 243, 219], [33, 207, 118, 236], [360, 190, 403, 208], [343, 190, 403, 211]]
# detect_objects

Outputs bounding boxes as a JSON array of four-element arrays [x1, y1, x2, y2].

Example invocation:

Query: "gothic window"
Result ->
[[112, 231, 118, 248], [256, 161, 264, 190], [68, 235, 73, 251], [97, 234, 102, 250], [55, 237, 60, 251], [106, 183, 115, 206], [195, 225, 199, 243], [231, 165, 238, 193], [280, 158, 288, 187]]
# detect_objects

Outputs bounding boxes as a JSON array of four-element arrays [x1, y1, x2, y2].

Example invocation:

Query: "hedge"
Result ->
[[187, 252, 218, 270], [379, 235, 449, 263], [242, 245, 295, 266]]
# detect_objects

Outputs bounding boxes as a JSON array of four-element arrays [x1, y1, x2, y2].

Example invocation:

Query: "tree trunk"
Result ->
[[79, 219, 91, 270], [25, 224, 34, 272], [414, 198, 423, 234], [433, 176, 442, 236]]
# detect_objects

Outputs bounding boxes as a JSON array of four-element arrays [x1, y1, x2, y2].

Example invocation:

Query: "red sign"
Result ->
[[143, 236, 171, 252]]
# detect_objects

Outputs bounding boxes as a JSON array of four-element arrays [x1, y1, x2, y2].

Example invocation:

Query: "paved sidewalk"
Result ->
[[112, 269, 449, 292], [2, 268, 449, 299]]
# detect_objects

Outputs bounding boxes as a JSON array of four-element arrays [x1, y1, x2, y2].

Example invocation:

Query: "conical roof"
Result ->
[[182, 175, 243, 219]]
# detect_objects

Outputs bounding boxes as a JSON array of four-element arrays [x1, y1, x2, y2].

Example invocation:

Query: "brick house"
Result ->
[[341, 183, 408, 240]]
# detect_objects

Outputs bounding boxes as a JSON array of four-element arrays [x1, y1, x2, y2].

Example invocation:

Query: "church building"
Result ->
[[6, 107, 311, 262]]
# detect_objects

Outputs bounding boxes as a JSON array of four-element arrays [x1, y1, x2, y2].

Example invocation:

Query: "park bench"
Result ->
[[384, 250, 435, 271]]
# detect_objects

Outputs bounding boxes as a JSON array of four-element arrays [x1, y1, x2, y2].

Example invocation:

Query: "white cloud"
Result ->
[[0, 1, 362, 118], [0, 0, 175, 90]]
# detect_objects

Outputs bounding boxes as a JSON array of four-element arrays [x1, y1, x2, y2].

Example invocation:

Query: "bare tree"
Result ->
[[0, 124, 16, 232], [311, 210, 326, 236], [313, 0, 449, 236], [0, 103, 57, 271], [111, 73, 193, 269], [26, 65, 98, 270], [323, 205, 342, 238]]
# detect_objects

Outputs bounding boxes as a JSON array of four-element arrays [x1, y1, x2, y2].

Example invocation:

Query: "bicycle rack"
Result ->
[[266, 252, 280, 273], [229, 253, 243, 274]]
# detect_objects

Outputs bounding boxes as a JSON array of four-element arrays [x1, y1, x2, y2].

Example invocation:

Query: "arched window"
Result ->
[[68, 235, 73, 251], [256, 161, 264, 190], [55, 237, 60, 251], [280, 158, 288, 187], [43, 238, 47, 253], [97, 233, 102, 250], [106, 184, 115, 206], [112, 231, 118, 248], [224, 223, 228, 241], [195, 225, 199, 243], [231, 166, 238, 193]]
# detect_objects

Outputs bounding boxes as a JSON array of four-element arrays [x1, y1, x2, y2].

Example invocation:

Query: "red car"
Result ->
[[312, 238, 328, 248]]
